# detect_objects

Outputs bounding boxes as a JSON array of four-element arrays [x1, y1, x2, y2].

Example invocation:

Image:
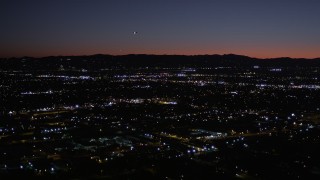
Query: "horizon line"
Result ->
[[0, 53, 319, 60]]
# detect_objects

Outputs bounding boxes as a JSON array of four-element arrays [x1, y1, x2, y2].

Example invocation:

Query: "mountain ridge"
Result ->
[[1, 54, 320, 70]]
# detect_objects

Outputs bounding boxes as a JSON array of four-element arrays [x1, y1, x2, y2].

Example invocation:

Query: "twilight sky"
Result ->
[[1, 0, 320, 58]]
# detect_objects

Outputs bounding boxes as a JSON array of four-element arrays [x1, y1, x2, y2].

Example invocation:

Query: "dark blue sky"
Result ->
[[1, 0, 320, 58]]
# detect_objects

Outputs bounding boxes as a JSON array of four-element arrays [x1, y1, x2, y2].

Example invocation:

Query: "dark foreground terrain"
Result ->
[[1, 55, 320, 179]]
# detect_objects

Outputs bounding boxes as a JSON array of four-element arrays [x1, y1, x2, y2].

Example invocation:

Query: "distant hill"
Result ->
[[0, 54, 320, 70]]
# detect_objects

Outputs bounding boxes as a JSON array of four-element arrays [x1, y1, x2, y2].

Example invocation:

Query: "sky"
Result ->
[[1, 0, 320, 58]]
